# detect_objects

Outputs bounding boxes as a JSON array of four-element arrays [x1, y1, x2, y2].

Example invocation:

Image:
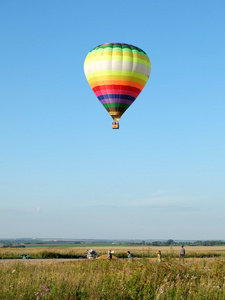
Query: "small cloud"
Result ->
[[130, 195, 185, 207], [71, 191, 204, 213], [0, 208, 42, 223], [24, 207, 41, 214], [4, 207, 42, 215], [129, 194, 202, 212]]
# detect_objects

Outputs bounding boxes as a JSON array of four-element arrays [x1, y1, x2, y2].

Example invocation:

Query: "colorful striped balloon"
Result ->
[[84, 43, 151, 122]]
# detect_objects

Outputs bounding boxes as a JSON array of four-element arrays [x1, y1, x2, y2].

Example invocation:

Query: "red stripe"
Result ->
[[93, 85, 141, 97]]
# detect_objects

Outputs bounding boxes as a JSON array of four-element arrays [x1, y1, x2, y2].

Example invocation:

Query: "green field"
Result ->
[[1, 257, 225, 299], [1, 246, 225, 299]]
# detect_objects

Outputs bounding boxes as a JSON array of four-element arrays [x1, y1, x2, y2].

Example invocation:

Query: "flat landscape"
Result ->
[[1, 245, 225, 299], [1, 245, 225, 259]]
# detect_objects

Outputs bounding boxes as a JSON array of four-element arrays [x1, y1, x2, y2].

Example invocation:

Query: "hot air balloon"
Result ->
[[84, 43, 151, 129]]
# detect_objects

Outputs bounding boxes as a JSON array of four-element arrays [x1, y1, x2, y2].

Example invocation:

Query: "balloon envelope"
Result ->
[[84, 43, 151, 122]]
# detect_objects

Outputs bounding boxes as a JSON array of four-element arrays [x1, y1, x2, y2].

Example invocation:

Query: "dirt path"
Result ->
[[0, 259, 85, 264], [0, 257, 218, 265]]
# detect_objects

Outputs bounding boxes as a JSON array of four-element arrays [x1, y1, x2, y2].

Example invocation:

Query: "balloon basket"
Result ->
[[112, 122, 119, 129]]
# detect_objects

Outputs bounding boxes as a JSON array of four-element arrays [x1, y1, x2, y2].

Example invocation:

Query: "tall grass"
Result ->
[[0, 258, 225, 299], [1, 247, 224, 259]]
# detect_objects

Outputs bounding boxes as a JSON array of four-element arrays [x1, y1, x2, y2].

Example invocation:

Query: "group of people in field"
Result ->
[[107, 250, 134, 261], [107, 245, 186, 263], [157, 245, 186, 264]]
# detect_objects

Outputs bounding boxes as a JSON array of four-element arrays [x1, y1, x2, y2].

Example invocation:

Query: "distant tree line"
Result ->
[[128, 240, 225, 246], [2, 243, 25, 248], [1, 239, 225, 248]]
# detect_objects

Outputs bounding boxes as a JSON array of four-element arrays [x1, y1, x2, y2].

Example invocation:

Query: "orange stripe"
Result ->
[[88, 76, 146, 87]]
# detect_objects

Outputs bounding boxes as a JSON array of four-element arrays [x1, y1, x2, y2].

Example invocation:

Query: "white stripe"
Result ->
[[84, 60, 151, 78]]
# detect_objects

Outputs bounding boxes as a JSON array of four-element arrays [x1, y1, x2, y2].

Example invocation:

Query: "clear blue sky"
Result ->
[[0, 0, 225, 240]]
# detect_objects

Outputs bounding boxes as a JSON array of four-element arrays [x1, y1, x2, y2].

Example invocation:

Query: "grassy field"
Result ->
[[0, 257, 225, 299], [1, 246, 225, 259], [1, 246, 225, 299]]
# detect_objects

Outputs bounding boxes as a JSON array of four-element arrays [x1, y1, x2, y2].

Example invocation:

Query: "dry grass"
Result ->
[[0, 257, 225, 299], [1, 245, 225, 259]]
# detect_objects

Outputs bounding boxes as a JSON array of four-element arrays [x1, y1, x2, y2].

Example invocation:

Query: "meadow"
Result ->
[[1, 246, 225, 299], [1, 245, 225, 259]]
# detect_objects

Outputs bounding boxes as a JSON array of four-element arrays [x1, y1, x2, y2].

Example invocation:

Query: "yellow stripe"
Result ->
[[85, 56, 151, 68], [88, 76, 147, 87], [84, 51, 150, 66], [86, 70, 148, 81], [109, 111, 122, 115], [108, 111, 122, 116]]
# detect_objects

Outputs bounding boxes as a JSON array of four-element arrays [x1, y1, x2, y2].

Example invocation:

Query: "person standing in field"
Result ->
[[127, 251, 134, 261], [179, 245, 185, 262], [157, 250, 162, 264], [108, 250, 112, 260]]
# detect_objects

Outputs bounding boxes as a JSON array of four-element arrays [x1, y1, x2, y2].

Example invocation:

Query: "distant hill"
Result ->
[[1, 238, 225, 247]]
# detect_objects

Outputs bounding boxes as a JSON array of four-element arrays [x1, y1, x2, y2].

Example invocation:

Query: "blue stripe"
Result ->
[[97, 94, 135, 101]]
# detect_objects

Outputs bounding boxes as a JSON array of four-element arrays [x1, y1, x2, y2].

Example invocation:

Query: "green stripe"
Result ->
[[88, 48, 149, 62], [90, 44, 147, 55], [103, 103, 130, 109]]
